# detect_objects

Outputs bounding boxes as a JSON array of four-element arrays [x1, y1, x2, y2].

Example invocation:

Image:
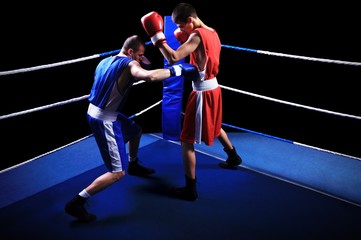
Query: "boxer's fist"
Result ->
[[141, 11, 166, 46], [168, 63, 199, 81], [174, 28, 189, 44]]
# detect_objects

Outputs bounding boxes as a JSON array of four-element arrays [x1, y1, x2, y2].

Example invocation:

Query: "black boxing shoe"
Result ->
[[170, 186, 198, 201], [169, 175, 198, 201], [65, 196, 96, 223], [128, 158, 155, 176], [219, 146, 242, 169]]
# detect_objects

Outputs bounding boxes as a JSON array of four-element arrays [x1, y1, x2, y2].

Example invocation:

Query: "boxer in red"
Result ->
[[142, 3, 242, 201]]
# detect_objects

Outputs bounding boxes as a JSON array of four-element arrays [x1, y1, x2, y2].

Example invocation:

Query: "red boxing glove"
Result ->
[[141, 11, 166, 46], [174, 28, 189, 44]]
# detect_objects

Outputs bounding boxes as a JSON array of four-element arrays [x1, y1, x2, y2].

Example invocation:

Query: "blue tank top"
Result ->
[[88, 56, 135, 112]]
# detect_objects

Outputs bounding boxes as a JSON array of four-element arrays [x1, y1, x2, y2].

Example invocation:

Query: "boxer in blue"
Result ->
[[65, 35, 198, 222]]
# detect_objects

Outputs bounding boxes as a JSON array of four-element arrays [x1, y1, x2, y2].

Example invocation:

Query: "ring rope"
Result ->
[[1, 83, 359, 121], [1, 43, 360, 76], [220, 85, 361, 120], [221, 44, 361, 66], [0, 49, 121, 76], [0, 80, 146, 121], [221, 122, 360, 161]]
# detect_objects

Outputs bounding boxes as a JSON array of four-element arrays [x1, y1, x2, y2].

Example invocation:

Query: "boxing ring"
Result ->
[[1, 24, 361, 238]]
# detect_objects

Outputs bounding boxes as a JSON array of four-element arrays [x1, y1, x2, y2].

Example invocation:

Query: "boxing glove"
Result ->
[[174, 28, 189, 44], [168, 63, 199, 81], [141, 11, 166, 46]]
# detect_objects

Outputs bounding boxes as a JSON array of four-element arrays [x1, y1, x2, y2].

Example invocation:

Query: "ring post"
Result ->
[[162, 16, 185, 141]]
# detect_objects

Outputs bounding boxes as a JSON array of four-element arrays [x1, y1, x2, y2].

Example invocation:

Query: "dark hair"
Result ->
[[171, 3, 198, 23], [122, 35, 145, 51]]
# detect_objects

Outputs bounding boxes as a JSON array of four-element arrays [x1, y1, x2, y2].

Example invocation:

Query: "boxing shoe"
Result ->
[[128, 158, 155, 176], [65, 195, 96, 223], [219, 146, 242, 169], [170, 175, 198, 201]]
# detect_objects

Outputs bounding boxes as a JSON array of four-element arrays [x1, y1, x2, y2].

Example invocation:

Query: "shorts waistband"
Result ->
[[192, 77, 218, 91], [87, 103, 117, 121]]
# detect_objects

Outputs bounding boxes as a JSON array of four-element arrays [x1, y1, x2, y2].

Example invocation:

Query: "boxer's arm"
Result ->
[[158, 32, 200, 65], [128, 60, 167, 82], [129, 61, 198, 82]]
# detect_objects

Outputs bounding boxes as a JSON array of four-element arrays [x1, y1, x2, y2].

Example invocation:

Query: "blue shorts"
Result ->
[[87, 113, 141, 172]]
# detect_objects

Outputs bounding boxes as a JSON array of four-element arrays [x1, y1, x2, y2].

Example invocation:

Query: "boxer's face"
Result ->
[[129, 45, 145, 63], [176, 17, 193, 34]]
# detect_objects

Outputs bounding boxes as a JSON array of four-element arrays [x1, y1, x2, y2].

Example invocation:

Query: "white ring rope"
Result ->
[[1, 83, 359, 121], [221, 45, 361, 66], [219, 85, 361, 120], [0, 80, 146, 121], [0, 95, 89, 120], [258, 50, 361, 66], [1, 44, 360, 76], [0, 55, 101, 76]]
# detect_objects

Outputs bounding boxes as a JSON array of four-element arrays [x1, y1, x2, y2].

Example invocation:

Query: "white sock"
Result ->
[[79, 189, 91, 198]]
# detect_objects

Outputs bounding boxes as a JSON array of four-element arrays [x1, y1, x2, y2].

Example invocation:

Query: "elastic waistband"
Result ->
[[192, 78, 218, 91], [87, 103, 117, 121]]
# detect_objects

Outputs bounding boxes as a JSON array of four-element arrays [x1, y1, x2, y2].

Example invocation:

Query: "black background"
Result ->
[[1, 1, 360, 170]]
